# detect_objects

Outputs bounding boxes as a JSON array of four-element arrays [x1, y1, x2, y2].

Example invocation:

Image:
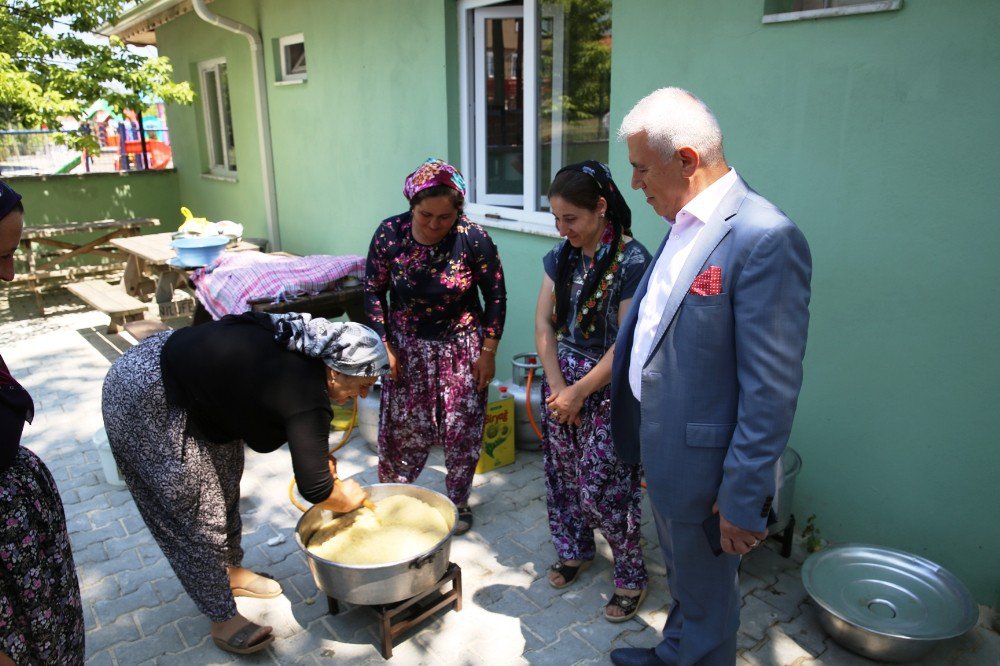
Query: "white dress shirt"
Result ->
[[629, 168, 738, 399]]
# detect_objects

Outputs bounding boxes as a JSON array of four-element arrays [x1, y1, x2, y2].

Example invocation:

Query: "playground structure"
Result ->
[[0, 102, 173, 177], [87, 101, 172, 171]]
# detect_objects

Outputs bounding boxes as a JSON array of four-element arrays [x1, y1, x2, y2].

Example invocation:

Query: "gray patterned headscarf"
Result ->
[[269, 313, 389, 377]]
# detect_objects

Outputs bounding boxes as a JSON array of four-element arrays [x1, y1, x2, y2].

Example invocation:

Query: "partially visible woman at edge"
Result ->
[[365, 158, 506, 535], [0, 180, 85, 665], [534, 161, 651, 622], [102, 312, 388, 656]]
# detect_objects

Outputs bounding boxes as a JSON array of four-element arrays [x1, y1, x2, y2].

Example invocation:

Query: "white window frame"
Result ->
[[459, 0, 558, 236], [278, 32, 307, 83], [763, 0, 902, 23], [198, 58, 236, 177]]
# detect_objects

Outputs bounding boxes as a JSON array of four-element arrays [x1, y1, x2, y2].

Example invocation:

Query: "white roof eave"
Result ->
[[100, 0, 206, 44]]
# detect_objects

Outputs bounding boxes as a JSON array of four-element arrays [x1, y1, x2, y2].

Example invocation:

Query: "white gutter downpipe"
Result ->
[[191, 0, 281, 251]]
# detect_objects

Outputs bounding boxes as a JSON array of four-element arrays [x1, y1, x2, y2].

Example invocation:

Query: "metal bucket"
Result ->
[[510, 353, 544, 451], [295, 483, 457, 605], [771, 447, 802, 534]]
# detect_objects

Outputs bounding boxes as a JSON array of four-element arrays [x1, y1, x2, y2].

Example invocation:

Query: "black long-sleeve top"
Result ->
[[160, 313, 334, 503], [1, 354, 34, 476]]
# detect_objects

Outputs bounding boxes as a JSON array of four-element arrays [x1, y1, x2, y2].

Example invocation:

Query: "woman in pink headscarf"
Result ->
[[364, 159, 507, 534]]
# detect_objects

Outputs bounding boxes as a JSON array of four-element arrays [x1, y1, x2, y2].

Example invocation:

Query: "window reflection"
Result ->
[[539, 0, 612, 210]]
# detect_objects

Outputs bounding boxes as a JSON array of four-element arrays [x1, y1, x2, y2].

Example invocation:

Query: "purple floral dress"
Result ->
[[540, 239, 650, 590], [1, 354, 84, 664], [365, 212, 506, 506]]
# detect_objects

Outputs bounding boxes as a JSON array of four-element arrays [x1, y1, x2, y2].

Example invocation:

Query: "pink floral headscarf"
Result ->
[[402, 158, 467, 202]]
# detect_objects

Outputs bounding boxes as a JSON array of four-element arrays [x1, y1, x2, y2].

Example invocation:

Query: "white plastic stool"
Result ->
[[92, 427, 126, 487]]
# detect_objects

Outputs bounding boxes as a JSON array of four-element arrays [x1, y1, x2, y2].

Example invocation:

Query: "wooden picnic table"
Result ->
[[15, 217, 160, 312], [110, 232, 260, 314]]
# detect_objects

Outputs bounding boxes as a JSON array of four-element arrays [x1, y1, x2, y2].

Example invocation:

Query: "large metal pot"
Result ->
[[295, 483, 456, 605], [802, 544, 978, 661]]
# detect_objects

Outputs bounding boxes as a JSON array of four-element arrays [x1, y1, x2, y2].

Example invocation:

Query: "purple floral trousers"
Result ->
[[0, 447, 84, 664], [541, 348, 647, 590], [378, 332, 485, 506]]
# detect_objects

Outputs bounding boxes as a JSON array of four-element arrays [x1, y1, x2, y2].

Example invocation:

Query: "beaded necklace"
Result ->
[[554, 225, 626, 340]]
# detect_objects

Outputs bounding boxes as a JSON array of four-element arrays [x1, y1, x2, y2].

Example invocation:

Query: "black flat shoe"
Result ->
[[609, 647, 667, 666], [455, 506, 473, 535]]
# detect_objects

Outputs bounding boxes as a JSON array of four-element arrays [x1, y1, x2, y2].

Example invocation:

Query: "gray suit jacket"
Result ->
[[611, 176, 811, 531]]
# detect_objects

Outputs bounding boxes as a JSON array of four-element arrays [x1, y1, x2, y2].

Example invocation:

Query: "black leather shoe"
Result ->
[[609, 647, 668, 666]]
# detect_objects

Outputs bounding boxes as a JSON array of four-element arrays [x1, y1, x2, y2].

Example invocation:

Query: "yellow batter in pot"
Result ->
[[307, 494, 450, 565]]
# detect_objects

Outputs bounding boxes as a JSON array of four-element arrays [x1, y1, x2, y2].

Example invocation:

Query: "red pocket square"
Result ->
[[689, 265, 722, 296]]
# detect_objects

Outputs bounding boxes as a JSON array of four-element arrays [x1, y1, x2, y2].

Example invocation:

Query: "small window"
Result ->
[[198, 58, 236, 175], [279, 33, 307, 82], [764, 0, 902, 23]]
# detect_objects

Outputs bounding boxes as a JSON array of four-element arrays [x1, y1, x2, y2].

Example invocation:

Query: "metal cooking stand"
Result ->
[[326, 562, 462, 659]]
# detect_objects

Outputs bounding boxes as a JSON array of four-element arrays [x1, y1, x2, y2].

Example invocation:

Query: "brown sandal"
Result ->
[[230, 570, 282, 599], [604, 588, 647, 623], [212, 621, 274, 655], [548, 559, 593, 589], [455, 506, 474, 535]]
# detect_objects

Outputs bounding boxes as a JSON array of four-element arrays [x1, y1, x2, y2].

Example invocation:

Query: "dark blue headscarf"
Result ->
[[0, 180, 22, 220]]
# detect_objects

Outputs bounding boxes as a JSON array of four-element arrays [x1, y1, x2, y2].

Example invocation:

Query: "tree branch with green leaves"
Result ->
[[0, 0, 193, 151]]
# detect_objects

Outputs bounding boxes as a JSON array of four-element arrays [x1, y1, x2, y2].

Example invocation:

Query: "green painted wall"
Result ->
[[610, 0, 1000, 605], [156, 2, 269, 239], [5, 170, 180, 229], [154, 0, 556, 361], [157, 0, 457, 253]]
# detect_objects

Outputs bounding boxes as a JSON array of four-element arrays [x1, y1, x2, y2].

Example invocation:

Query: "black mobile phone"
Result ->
[[702, 512, 724, 557]]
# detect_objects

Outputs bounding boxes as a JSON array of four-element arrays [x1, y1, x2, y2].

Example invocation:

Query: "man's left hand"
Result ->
[[713, 502, 767, 555]]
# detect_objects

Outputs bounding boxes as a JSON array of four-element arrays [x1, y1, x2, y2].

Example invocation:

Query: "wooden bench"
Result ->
[[67, 280, 148, 333]]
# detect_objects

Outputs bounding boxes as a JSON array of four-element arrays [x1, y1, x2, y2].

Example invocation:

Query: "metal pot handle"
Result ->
[[409, 547, 443, 570]]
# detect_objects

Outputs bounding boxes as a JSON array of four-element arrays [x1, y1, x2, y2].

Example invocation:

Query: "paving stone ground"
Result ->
[[3, 286, 998, 665]]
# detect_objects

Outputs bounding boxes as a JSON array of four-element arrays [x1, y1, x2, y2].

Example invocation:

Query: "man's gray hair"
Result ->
[[618, 87, 725, 166]]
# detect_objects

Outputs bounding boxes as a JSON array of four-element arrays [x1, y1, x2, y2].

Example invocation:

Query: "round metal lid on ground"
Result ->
[[802, 543, 979, 661]]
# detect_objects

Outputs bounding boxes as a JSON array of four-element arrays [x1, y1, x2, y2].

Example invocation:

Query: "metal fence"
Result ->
[[0, 126, 173, 177]]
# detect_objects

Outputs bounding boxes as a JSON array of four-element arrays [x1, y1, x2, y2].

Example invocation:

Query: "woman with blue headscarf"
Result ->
[[101, 312, 389, 655], [0, 180, 85, 664]]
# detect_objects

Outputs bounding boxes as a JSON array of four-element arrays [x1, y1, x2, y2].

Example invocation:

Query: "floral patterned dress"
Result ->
[[0, 354, 84, 664], [365, 212, 505, 506], [540, 238, 651, 590]]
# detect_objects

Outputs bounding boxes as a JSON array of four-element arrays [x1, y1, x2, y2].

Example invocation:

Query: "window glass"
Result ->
[[199, 59, 236, 175], [483, 15, 524, 197], [286, 42, 307, 75], [203, 68, 223, 167], [462, 0, 612, 227], [218, 63, 236, 171], [539, 0, 611, 210]]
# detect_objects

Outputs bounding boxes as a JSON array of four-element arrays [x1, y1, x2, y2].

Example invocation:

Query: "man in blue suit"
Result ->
[[609, 88, 811, 665]]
